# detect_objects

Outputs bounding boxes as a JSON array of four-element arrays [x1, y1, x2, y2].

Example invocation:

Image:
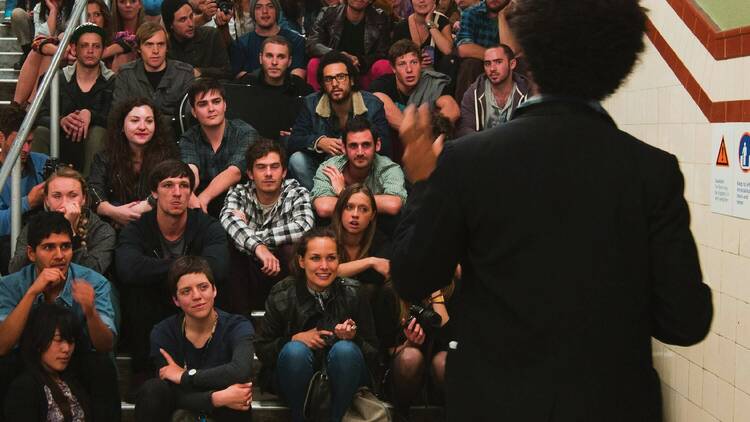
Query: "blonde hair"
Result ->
[[44, 167, 90, 247]]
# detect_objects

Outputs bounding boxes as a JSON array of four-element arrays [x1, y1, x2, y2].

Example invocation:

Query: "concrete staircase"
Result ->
[[0, 0, 20, 104], [117, 311, 445, 422]]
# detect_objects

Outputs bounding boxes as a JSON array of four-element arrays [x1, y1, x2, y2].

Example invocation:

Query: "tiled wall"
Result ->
[[601, 4, 750, 421]]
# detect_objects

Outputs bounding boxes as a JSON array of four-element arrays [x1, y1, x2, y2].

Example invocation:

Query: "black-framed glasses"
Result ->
[[323, 73, 349, 84]]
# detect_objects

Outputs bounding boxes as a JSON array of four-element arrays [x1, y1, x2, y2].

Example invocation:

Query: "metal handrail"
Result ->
[[0, 0, 87, 254]]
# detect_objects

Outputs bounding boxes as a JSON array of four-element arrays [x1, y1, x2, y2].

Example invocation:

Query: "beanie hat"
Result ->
[[71, 22, 107, 44], [250, 0, 282, 23], [161, 0, 191, 31]]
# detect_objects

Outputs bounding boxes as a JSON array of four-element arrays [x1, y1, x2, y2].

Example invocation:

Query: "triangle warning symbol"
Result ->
[[716, 137, 729, 166]]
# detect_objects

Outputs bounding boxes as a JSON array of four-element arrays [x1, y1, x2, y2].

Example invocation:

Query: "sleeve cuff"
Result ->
[[312, 136, 325, 153]]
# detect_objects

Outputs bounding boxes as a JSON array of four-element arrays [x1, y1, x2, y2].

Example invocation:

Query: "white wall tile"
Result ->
[[723, 217, 742, 254], [735, 344, 750, 395], [716, 294, 738, 341], [739, 222, 750, 258], [717, 335, 737, 384], [703, 370, 719, 418], [690, 361, 704, 405], [674, 353, 690, 397], [716, 377, 735, 421], [705, 333, 721, 376], [737, 301, 750, 350], [735, 388, 750, 422]]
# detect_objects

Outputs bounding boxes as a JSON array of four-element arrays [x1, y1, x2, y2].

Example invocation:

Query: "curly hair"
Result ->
[[105, 97, 177, 204], [505, 0, 646, 101], [316, 51, 360, 92]]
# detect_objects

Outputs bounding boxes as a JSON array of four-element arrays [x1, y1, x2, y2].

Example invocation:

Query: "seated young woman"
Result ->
[[3, 303, 91, 421], [13, 0, 74, 106], [88, 97, 178, 228], [135, 256, 254, 422], [9, 166, 116, 275], [254, 227, 380, 422], [332, 184, 391, 291], [104, 0, 144, 71], [387, 281, 456, 417]]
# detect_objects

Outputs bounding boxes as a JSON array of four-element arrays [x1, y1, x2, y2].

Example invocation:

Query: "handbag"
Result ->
[[343, 387, 392, 422], [303, 363, 331, 422]]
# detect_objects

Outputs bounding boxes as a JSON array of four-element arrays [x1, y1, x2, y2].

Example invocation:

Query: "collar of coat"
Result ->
[[315, 91, 368, 118]]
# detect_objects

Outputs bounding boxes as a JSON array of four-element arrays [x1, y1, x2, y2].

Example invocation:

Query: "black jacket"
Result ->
[[37, 62, 115, 129], [4, 371, 89, 421], [254, 276, 379, 391], [115, 209, 229, 287], [167, 26, 231, 80], [391, 99, 713, 421], [306, 4, 392, 71]]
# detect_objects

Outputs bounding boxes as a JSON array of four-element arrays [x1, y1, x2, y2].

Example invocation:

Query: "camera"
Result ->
[[407, 304, 442, 337], [42, 157, 59, 180], [217, 0, 233, 14]]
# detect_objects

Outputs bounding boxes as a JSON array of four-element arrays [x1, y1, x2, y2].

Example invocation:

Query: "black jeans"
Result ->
[[135, 378, 250, 422]]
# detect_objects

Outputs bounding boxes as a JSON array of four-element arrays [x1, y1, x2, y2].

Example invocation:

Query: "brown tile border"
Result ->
[[666, 0, 750, 60], [645, 18, 750, 122]]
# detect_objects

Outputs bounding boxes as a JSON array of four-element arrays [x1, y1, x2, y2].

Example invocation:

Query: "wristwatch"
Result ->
[[185, 368, 197, 385], [425, 21, 435, 30], [188, 369, 197, 377]]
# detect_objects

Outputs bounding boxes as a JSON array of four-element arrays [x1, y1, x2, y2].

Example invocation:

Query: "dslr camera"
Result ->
[[217, 0, 233, 14], [407, 304, 442, 337]]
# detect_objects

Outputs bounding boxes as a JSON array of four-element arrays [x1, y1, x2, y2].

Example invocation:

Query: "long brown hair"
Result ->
[[44, 167, 90, 247], [87, 0, 113, 44], [111, 0, 145, 32], [331, 184, 378, 262], [105, 97, 177, 204]]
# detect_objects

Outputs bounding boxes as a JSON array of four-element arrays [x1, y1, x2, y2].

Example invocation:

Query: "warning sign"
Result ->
[[716, 137, 729, 166], [711, 125, 750, 219]]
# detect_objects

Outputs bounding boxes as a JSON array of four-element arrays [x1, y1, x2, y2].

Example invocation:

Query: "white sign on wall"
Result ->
[[711, 124, 750, 219]]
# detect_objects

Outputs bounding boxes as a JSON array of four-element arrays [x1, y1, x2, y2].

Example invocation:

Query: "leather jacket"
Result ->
[[254, 276, 380, 391], [306, 4, 392, 71]]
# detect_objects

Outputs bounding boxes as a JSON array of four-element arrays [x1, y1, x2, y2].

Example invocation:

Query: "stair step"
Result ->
[[0, 36, 18, 51], [0, 23, 12, 37], [0, 51, 21, 67], [0, 67, 19, 79], [0, 78, 15, 102]]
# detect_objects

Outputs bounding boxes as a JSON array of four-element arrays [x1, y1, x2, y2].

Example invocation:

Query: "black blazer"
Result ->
[[391, 99, 713, 421]]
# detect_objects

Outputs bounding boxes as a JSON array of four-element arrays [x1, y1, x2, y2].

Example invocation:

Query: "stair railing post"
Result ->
[[9, 157, 21, 256], [50, 71, 60, 158]]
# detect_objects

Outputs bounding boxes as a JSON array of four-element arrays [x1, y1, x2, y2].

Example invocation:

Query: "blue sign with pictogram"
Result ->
[[740, 133, 750, 172]]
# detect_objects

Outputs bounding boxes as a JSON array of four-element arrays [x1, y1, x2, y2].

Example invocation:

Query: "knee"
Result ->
[[431, 351, 446, 383], [135, 378, 173, 419], [11, 8, 26, 22], [328, 340, 364, 365], [394, 347, 424, 377], [278, 341, 314, 367]]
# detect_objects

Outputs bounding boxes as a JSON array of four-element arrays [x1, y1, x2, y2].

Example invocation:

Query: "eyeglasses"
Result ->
[[323, 73, 349, 84]]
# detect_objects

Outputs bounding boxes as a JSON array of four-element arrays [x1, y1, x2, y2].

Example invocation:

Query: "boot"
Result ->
[[13, 44, 30, 71]]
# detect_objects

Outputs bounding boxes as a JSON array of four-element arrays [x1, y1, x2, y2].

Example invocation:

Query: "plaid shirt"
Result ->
[[310, 154, 408, 203], [220, 179, 314, 255], [180, 119, 259, 192], [456, 1, 499, 48]]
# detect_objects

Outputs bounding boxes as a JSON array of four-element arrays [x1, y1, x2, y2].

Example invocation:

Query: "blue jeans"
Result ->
[[288, 151, 324, 191], [276, 340, 369, 422]]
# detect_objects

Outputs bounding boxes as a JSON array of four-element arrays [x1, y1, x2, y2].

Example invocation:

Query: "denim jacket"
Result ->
[[287, 90, 392, 157]]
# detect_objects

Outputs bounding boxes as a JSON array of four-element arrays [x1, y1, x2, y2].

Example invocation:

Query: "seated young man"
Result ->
[[115, 159, 229, 393], [287, 51, 391, 190], [220, 139, 314, 313], [0, 211, 119, 421], [180, 78, 259, 217], [229, 0, 306, 80], [33, 23, 114, 176], [311, 117, 407, 232], [0, 104, 46, 273], [112, 22, 196, 120], [236, 36, 313, 140], [457, 43, 529, 137], [370, 39, 460, 131], [161, 0, 232, 79], [136, 256, 253, 422]]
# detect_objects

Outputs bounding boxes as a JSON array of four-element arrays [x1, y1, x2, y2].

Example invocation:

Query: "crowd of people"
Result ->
[[0, 0, 523, 420]]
